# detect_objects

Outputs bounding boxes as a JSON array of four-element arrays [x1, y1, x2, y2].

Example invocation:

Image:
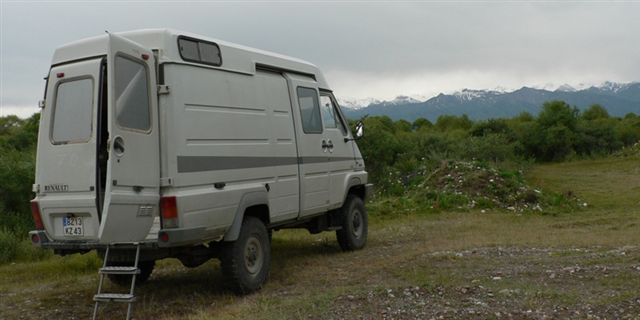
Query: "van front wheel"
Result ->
[[220, 216, 271, 294], [336, 195, 368, 251]]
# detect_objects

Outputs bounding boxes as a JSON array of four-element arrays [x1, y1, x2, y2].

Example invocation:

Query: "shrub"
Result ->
[[0, 228, 20, 263]]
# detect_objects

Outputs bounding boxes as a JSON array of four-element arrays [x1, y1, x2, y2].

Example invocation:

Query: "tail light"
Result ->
[[160, 196, 178, 228], [159, 231, 169, 243], [30, 200, 44, 230], [31, 233, 41, 244]]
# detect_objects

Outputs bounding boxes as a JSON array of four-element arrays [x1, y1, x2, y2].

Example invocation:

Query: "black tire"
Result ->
[[107, 260, 155, 286], [220, 216, 271, 294], [336, 195, 368, 251]]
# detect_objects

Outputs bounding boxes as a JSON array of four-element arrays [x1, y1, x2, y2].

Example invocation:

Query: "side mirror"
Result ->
[[344, 120, 365, 143], [355, 121, 364, 138]]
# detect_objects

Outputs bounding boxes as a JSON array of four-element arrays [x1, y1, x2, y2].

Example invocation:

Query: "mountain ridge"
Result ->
[[341, 82, 640, 121]]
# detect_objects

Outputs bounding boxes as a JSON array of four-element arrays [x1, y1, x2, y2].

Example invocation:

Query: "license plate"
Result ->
[[63, 216, 83, 236]]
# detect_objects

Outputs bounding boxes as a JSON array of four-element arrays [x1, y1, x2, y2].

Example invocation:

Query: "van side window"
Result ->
[[319, 95, 337, 129], [178, 38, 199, 61], [199, 42, 221, 65], [51, 78, 94, 144], [297, 87, 322, 134], [320, 93, 347, 135], [115, 55, 151, 131], [178, 37, 222, 66]]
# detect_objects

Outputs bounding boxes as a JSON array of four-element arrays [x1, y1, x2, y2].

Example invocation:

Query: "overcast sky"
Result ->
[[1, 1, 639, 117]]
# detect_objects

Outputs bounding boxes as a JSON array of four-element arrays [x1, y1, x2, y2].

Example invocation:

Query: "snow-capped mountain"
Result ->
[[378, 95, 423, 106], [452, 89, 503, 101], [337, 97, 382, 109], [597, 81, 633, 93], [536, 82, 604, 92], [338, 95, 424, 109], [342, 81, 640, 121]]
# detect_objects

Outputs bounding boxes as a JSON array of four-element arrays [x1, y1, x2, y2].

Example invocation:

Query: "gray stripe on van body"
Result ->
[[177, 156, 355, 173]]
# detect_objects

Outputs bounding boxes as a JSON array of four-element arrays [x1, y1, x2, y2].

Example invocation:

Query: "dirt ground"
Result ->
[[321, 246, 640, 319], [3, 230, 639, 320]]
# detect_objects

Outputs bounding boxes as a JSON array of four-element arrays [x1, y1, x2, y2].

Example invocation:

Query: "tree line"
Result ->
[[356, 101, 640, 192]]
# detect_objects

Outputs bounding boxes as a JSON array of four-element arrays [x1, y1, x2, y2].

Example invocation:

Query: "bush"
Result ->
[[0, 114, 44, 264], [435, 114, 473, 131], [470, 119, 513, 137], [462, 134, 520, 163], [575, 118, 621, 156], [0, 228, 20, 263], [0, 227, 51, 264], [0, 148, 35, 214]]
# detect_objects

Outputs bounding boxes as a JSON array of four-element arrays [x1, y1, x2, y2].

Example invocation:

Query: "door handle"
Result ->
[[326, 140, 334, 153], [326, 140, 334, 149], [321, 140, 330, 153], [113, 136, 125, 156]]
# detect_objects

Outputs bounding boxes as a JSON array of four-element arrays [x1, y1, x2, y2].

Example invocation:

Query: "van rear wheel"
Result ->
[[107, 260, 155, 286], [336, 195, 368, 251], [220, 216, 271, 294]]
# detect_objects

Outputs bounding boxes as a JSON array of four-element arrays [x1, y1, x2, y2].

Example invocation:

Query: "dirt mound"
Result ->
[[614, 141, 640, 158], [411, 160, 577, 213]]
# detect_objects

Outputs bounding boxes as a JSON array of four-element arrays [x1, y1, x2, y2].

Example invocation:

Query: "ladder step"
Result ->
[[99, 266, 139, 275], [92, 243, 141, 320], [94, 293, 136, 303]]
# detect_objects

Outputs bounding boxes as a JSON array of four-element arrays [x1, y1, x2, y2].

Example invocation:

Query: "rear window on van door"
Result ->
[[115, 56, 151, 131], [297, 87, 322, 134], [51, 78, 94, 144]]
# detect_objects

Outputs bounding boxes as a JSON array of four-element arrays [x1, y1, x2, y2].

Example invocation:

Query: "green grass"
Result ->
[[0, 252, 101, 291], [527, 157, 640, 209]]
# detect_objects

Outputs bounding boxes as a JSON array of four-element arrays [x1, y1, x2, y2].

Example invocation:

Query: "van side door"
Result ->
[[98, 34, 160, 243], [319, 91, 356, 207], [286, 74, 330, 217]]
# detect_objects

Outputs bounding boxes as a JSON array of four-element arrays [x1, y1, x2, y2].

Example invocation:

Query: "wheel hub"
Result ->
[[352, 210, 363, 238], [244, 236, 263, 275]]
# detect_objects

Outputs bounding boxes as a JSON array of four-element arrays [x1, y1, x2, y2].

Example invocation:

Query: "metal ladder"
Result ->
[[92, 243, 141, 320]]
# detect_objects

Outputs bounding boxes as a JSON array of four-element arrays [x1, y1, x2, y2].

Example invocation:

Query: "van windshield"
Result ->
[[51, 78, 94, 144]]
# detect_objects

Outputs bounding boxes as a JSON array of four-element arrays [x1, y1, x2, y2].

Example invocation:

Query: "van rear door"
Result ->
[[97, 34, 160, 243], [35, 58, 103, 241]]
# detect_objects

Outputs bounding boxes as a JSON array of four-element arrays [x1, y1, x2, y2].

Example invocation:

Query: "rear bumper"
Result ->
[[30, 225, 218, 251], [28, 230, 158, 251]]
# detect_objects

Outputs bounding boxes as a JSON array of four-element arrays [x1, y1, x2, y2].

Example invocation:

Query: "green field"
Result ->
[[1, 156, 639, 319]]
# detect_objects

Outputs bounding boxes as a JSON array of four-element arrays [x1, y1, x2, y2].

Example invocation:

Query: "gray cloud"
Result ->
[[1, 1, 639, 115]]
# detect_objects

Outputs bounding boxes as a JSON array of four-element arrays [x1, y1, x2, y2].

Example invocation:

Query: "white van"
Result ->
[[29, 29, 371, 293]]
